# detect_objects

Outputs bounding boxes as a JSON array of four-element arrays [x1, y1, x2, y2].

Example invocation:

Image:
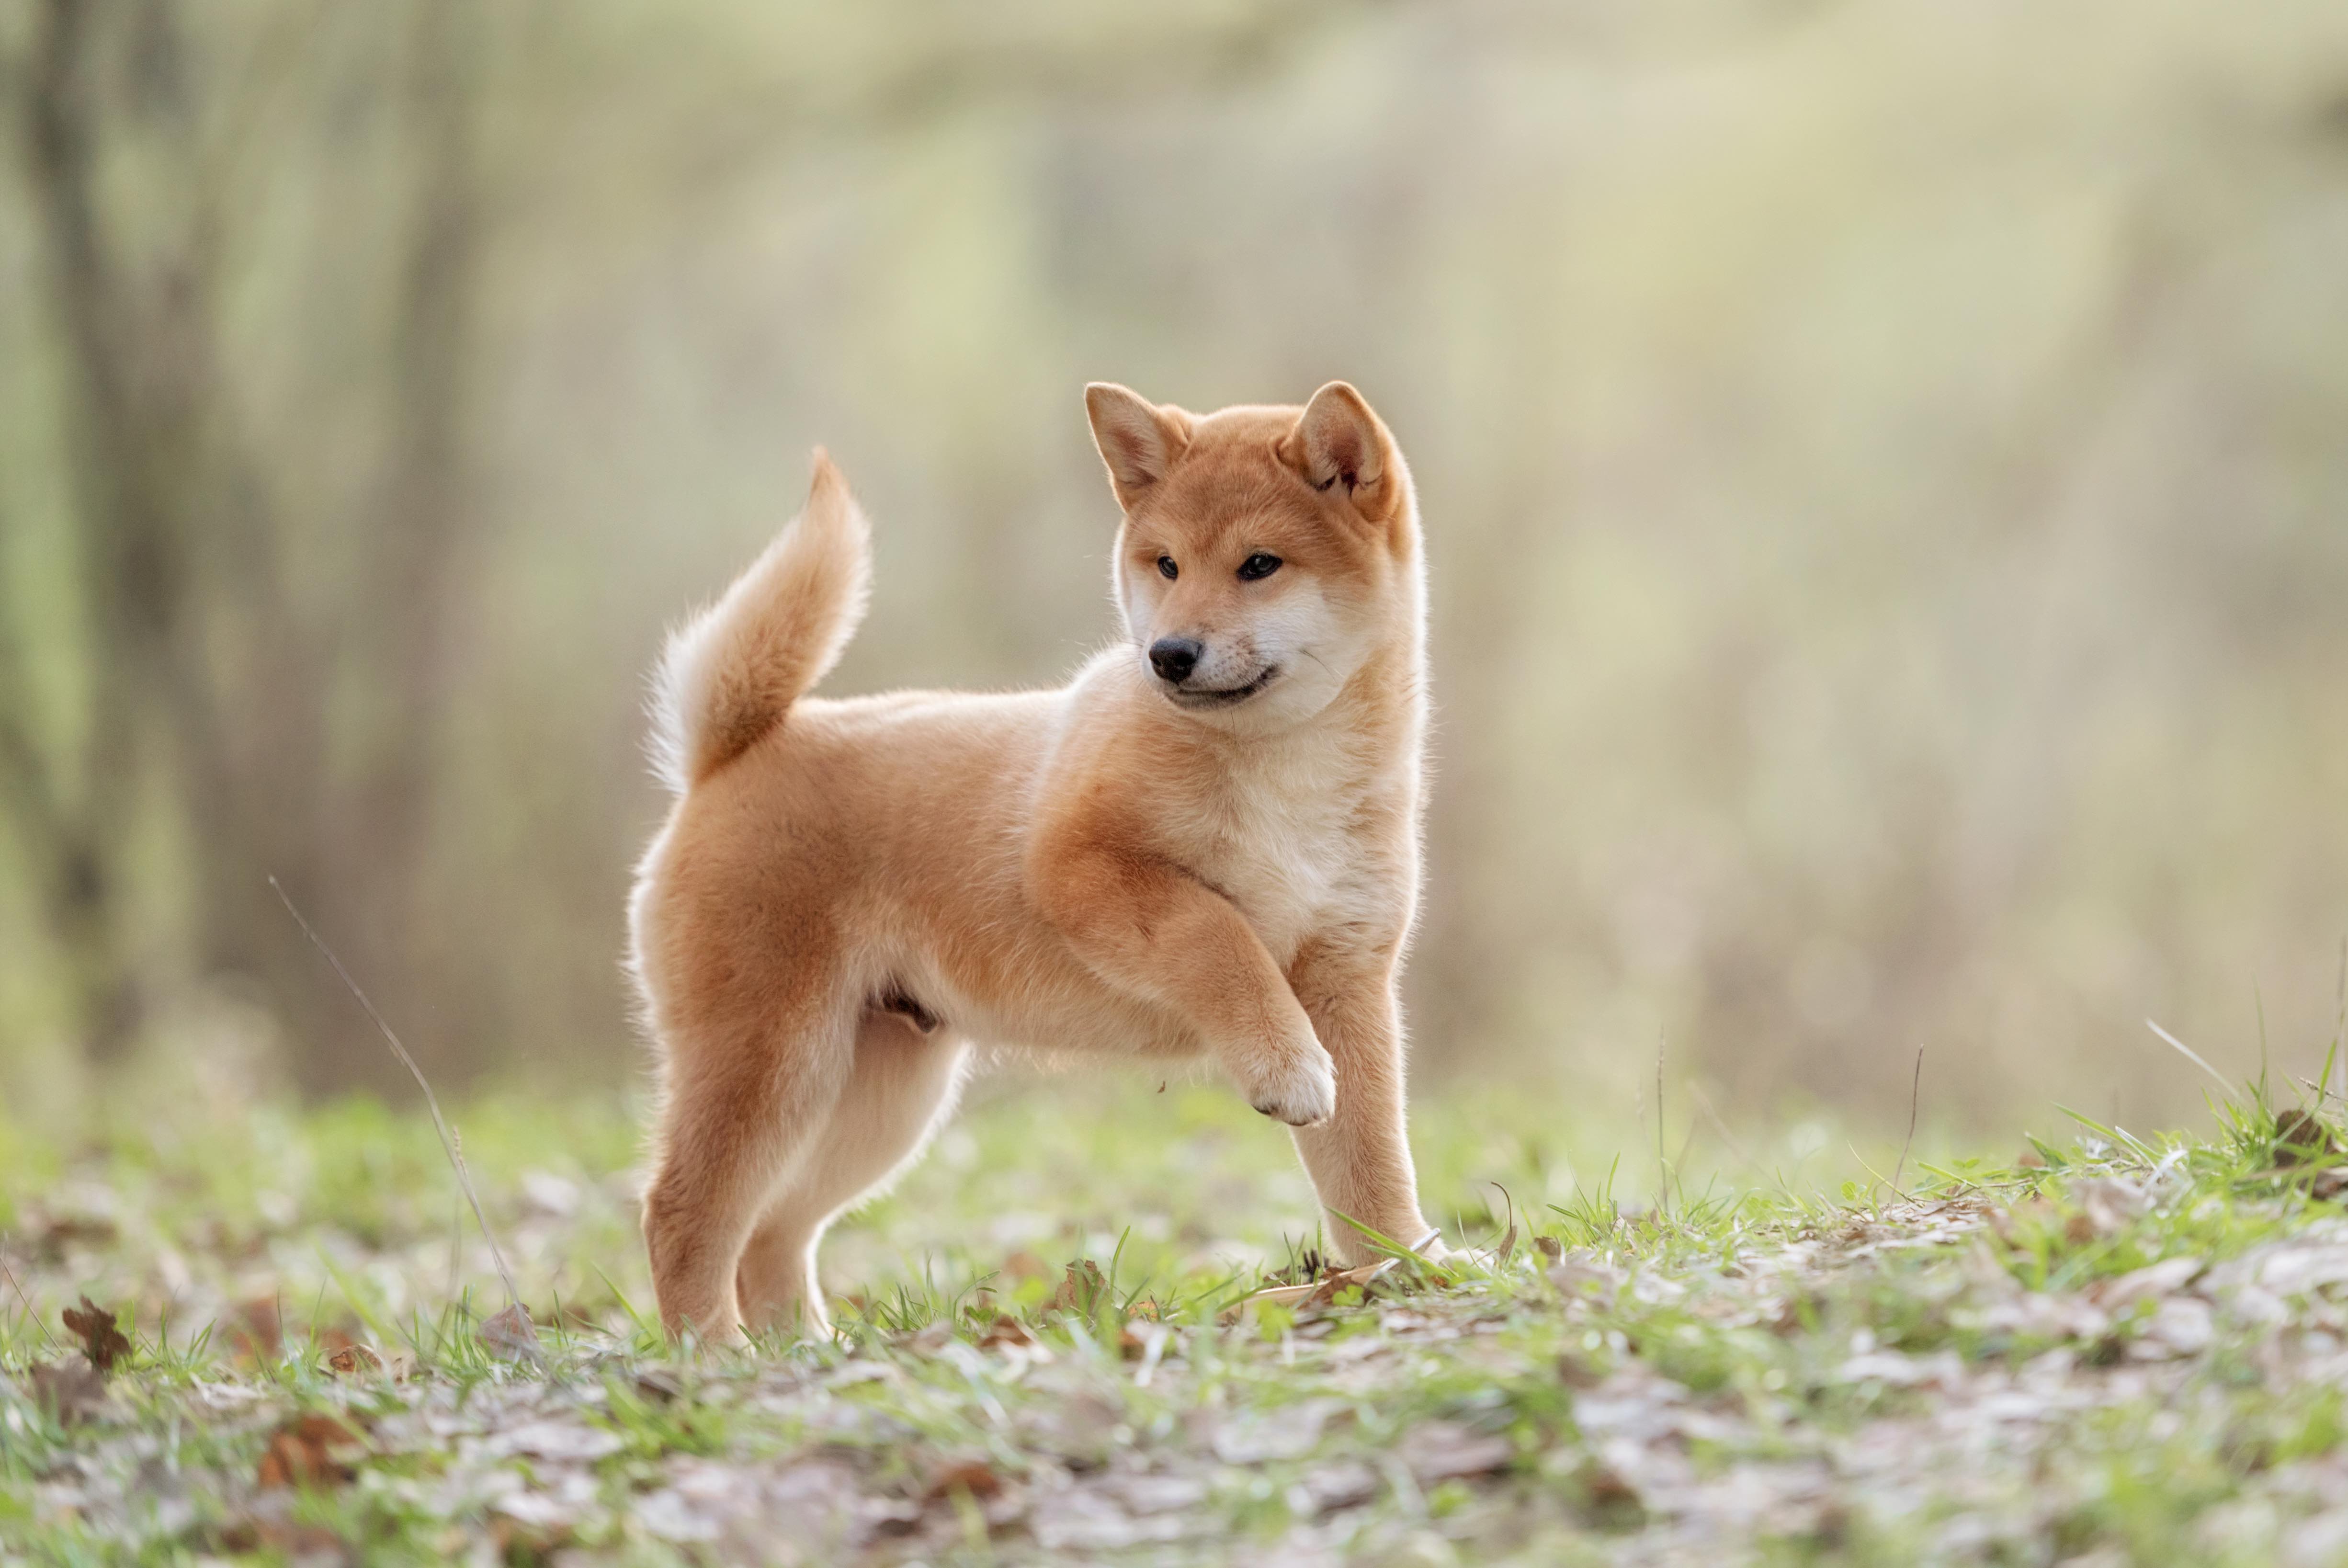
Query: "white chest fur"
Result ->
[[1177, 722, 1414, 966]]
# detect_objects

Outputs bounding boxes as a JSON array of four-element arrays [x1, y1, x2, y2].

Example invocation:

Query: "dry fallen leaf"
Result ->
[[2073, 1177, 2150, 1238], [485, 1419, 625, 1463], [323, 1342, 384, 1377], [28, 1358, 111, 1426], [1989, 1196, 2057, 1245], [1225, 1282, 1318, 1324], [2274, 1108, 2341, 1167], [925, 1458, 1004, 1501], [479, 1301, 544, 1363], [1290, 1460, 1381, 1516], [256, 1412, 365, 1488], [896, 1321, 954, 1355], [228, 1296, 282, 1361], [1212, 1399, 1344, 1464], [214, 1506, 343, 1557], [1046, 1259, 1108, 1315], [62, 1295, 132, 1372], [31, 1212, 117, 1260], [978, 1314, 1039, 1351], [2089, 1256, 2204, 1311], [2128, 1295, 2216, 1359], [1578, 1459, 1644, 1515], [1311, 1261, 1394, 1307], [1399, 1419, 1515, 1484], [1224, 1257, 1399, 1323], [1548, 1258, 1626, 1301]]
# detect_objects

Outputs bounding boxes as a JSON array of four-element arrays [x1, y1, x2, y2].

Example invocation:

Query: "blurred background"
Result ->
[[3, 0, 2347, 1145]]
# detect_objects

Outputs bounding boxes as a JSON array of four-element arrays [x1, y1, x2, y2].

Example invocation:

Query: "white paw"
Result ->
[[1244, 1041, 1336, 1127]]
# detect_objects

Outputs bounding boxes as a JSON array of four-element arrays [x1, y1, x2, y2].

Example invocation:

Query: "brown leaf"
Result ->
[[479, 1301, 544, 1363], [324, 1342, 384, 1377], [978, 1314, 1039, 1351], [1002, 1250, 1050, 1282], [1533, 1235, 1565, 1264], [28, 1358, 111, 1426], [256, 1412, 365, 1489], [211, 1511, 342, 1557], [1046, 1259, 1108, 1315], [2276, 1108, 2342, 1168], [1120, 1320, 1172, 1368], [1225, 1283, 1317, 1326], [32, 1213, 117, 1261], [1578, 1459, 1645, 1519], [228, 1296, 283, 1361], [925, 1458, 1004, 1501], [1310, 1261, 1393, 1307], [62, 1295, 131, 1373]]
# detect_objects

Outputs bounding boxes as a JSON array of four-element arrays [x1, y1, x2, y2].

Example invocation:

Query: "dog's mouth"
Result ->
[[1168, 665, 1280, 709]]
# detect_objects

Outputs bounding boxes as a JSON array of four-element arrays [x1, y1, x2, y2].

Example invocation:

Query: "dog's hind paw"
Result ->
[[1243, 1043, 1337, 1127]]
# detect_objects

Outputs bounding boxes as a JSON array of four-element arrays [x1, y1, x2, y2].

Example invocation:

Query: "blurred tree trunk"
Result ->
[[12, 0, 485, 1090], [11, 0, 201, 1062], [327, 0, 484, 1093]]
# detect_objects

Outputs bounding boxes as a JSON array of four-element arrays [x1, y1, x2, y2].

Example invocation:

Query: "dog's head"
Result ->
[[1085, 381, 1418, 730]]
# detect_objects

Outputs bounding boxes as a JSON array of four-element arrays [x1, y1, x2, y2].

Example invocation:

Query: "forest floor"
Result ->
[[9, 1069, 2348, 1566]]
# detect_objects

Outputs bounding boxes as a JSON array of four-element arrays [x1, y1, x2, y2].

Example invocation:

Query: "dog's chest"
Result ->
[[1183, 746, 1398, 961]]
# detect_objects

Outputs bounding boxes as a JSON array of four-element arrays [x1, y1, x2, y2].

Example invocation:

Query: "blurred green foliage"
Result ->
[[1, 0, 2346, 1136]]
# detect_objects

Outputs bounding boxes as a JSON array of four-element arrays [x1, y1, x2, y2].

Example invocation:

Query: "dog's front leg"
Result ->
[[1036, 839, 1335, 1126], [1284, 941, 1437, 1265]]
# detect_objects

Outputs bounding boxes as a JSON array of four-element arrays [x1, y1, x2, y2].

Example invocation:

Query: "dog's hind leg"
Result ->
[[641, 979, 860, 1344], [735, 1010, 970, 1338]]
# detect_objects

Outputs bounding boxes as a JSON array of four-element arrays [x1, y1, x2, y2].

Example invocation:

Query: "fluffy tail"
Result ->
[[650, 450, 871, 794]]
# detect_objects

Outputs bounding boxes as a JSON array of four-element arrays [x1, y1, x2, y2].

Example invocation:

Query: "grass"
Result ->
[[7, 1062, 2348, 1564]]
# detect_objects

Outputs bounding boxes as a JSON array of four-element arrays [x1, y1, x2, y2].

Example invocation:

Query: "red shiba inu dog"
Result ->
[[630, 382, 1441, 1338]]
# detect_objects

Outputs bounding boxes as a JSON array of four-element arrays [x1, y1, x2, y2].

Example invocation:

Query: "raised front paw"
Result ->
[[1241, 1036, 1336, 1127]]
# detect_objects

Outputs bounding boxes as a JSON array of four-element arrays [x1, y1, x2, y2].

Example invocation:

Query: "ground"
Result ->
[[7, 1068, 2348, 1565]]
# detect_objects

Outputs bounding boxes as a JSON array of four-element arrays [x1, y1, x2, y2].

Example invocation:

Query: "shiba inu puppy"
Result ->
[[630, 382, 1441, 1338]]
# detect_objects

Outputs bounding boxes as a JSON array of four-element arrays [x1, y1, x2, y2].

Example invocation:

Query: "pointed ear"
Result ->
[[1280, 381, 1399, 525], [1085, 383, 1190, 508]]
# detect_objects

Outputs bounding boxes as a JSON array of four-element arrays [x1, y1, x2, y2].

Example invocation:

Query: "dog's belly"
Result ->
[[901, 934, 1202, 1062]]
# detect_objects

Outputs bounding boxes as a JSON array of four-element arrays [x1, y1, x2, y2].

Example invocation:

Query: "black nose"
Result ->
[[1149, 637, 1202, 685]]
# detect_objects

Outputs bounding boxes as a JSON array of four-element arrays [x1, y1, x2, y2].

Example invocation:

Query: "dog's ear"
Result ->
[[1280, 382, 1399, 527], [1085, 384, 1190, 509]]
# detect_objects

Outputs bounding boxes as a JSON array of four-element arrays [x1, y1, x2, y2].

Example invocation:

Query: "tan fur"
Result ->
[[631, 383, 1439, 1340]]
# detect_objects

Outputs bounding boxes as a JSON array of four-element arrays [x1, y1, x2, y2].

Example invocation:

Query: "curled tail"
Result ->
[[650, 450, 871, 794]]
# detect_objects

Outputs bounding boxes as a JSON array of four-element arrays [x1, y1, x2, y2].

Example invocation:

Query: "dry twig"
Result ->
[[270, 876, 520, 1306]]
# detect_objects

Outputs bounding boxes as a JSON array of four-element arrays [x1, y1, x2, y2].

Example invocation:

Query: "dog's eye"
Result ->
[[1156, 556, 1179, 580], [1237, 553, 1283, 581]]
